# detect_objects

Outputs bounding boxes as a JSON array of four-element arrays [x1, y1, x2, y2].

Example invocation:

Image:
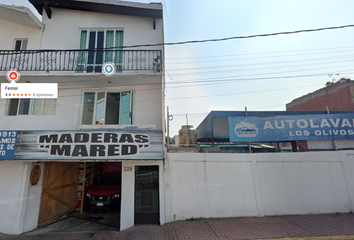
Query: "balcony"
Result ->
[[0, 49, 162, 73]]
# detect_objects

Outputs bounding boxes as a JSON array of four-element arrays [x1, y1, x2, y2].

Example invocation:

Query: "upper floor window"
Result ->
[[14, 39, 28, 50], [81, 91, 132, 125], [79, 30, 123, 73], [7, 99, 56, 116]]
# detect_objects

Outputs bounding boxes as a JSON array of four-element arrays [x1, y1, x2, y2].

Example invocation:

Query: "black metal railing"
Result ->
[[0, 49, 162, 73]]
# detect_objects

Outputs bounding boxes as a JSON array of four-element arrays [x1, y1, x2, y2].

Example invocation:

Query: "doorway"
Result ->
[[134, 166, 159, 225]]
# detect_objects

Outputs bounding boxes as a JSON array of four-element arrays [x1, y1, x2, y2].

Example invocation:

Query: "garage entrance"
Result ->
[[38, 162, 78, 226], [37, 162, 161, 230], [38, 162, 122, 229], [134, 166, 159, 225]]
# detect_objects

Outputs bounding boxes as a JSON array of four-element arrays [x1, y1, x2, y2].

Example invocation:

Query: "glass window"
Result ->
[[31, 99, 43, 115], [43, 99, 56, 115], [14, 39, 28, 50], [7, 99, 56, 116], [80, 30, 123, 73], [120, 91, 131, 124], [105, 93, 120, 124], [8, 99, 19, 116], [82, 93, 95, 124], [82, 91, 131, 125], [18, 99, 30, 115], [95, 92, 105, 125]]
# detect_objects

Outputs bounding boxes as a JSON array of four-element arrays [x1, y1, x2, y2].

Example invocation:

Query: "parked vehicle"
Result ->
[[84, 163, 121, 211]]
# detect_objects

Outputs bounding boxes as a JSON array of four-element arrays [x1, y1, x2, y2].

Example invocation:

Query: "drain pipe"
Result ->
[[39, 24, 45, 49]]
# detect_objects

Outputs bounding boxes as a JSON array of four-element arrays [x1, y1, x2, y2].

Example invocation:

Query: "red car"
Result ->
[[84, 163, 121, 211]]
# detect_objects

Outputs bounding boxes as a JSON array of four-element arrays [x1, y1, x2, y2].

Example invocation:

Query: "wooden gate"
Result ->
[[38, 162, 78, 226]]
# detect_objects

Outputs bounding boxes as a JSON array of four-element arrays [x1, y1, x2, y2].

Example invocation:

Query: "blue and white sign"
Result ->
[[229, 114, 354, 142], [0, 131, 17, 160]]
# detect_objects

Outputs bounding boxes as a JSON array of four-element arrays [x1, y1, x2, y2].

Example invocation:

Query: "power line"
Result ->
[[166, 45, 354, 60], [166, 50, 354, 65], [167, 57, 354, 74], [121, 24, 354, 48], [167, 63, 354, 78], [165, 84, 323, 101]]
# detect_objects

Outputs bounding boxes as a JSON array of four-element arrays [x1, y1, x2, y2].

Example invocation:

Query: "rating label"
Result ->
[[1, 83, 58, 99]]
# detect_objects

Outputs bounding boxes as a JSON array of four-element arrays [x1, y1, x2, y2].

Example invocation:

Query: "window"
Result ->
[[81, 91, 132, 125], [79, 30, 123, 73], [7, 99, 56, 116], [14, 39, 28, 50]]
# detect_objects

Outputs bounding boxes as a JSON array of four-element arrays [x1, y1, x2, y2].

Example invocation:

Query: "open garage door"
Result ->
[[38, 162, 78, 226]]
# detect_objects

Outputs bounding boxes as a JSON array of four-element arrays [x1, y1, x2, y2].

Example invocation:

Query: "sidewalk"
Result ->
[[1, 213, 354, 240]]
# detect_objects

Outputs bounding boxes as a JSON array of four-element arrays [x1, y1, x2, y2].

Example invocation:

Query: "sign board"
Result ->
[[0, 131, 17, 159], [0, 130, 163, 160], [229, 114, 354, 142]]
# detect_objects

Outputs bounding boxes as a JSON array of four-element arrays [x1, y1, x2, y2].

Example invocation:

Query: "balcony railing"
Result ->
[[0, 49, 162, 73]]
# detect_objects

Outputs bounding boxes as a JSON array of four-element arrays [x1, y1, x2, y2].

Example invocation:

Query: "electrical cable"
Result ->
[[120, 24, 354, 48], [166, 45, 354, 60]]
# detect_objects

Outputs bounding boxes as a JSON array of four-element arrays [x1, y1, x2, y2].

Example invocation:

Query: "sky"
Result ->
[[3, 0, 354, 115]]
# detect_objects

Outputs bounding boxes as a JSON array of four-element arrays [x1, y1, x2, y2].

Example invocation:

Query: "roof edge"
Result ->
[[0, 3, 42, 29], [29, 0, 163, 19]]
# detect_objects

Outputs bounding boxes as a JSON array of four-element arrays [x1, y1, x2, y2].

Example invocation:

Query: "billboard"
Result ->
[[229, 114, 354, 142], [0, 130, 163, 160]]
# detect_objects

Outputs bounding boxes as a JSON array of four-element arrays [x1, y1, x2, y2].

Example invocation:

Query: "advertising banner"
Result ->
[[0, 130, 163, 160], [229, 114, 354, 142]]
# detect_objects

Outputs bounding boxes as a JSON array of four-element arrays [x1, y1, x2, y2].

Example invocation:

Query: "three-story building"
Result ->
[[0, 0, 165, 234]]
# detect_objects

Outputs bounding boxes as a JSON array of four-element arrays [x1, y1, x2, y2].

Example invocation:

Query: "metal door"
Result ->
[[134, 166, 159, 225]]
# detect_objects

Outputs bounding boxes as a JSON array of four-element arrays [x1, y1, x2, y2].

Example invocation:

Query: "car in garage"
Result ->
[[84, 163, 121, 211]]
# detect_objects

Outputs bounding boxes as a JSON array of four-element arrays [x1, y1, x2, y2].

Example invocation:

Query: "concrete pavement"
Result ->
[[1, 213, 354, 240]]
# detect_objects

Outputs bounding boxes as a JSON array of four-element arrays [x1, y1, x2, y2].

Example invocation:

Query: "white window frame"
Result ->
[[79, 29, 124, 72], [13, 39, 28, 50], [79, 29, 124, 49], [81, 90, 132, 125], [6, 99, 56, 116]]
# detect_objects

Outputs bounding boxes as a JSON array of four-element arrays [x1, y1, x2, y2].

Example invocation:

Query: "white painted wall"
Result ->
[[0, 4, 164, 130], [40, 8, 163, 51], [165, 151, 354, 222], [0, 162, 31, 234], [22, 162, 45, 232], [0, 19, 41, 50], [0, 75, 163, 130], [120, 160, 165, 231]]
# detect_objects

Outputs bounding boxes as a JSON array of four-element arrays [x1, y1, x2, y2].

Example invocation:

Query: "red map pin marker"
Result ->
[[6, 70, 20, 83]]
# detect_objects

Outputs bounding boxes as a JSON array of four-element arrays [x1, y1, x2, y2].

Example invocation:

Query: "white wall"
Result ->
[[0, 4, 164, 130], [165, 151, 354, 222], [0, 75, 163, 131], [0, 162, 30, 234], [120, 160, 165, 231], [0, 19, 41, 50], [22, 162, 45, 232], [40, 8, 163, 51]]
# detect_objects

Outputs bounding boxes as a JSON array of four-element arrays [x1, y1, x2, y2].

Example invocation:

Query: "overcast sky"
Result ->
[[3, 0, 354, 115]]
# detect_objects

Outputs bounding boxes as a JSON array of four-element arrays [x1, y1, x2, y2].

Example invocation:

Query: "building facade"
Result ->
[[286, 79, 354, 111], [0, 0, 165, 234], [286, 79, 354, 150]]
